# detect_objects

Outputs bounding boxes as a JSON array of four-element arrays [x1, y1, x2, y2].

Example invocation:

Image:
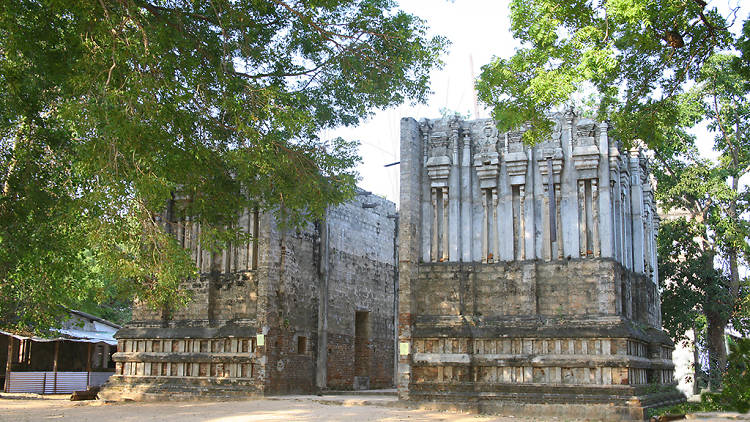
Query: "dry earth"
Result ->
[[0, 393, 549, 422], [0, 393, 747, 422]]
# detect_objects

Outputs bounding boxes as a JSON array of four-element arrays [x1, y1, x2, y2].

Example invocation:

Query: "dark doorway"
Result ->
[[354, 311, 370, 389]]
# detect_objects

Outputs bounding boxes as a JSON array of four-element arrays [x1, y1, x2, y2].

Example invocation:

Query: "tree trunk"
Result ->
[[706, 312, 727, 390], [728, 169, 741, 299], [692, 327, 702, 395]]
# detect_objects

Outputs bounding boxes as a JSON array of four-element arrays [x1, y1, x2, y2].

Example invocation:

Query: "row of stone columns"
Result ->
[[417, 116, 658, 284]]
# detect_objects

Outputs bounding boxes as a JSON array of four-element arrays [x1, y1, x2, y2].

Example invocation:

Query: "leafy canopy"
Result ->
[[656, 51, 750, 342], [478, 0, 749, 388], [0, 0, 446, 331], [476, 0, 734, 145], [652, 47, 750, 388]]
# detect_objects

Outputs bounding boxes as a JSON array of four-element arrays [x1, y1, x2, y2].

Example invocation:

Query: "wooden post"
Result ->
[[25, 340, 31, 367], [53, 341, 59, 394], [86, 343, 92, 388], [4, 336, 13, 393]]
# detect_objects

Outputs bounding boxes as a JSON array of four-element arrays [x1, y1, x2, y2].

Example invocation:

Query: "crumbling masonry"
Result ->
[[397, 112, 683, 420], [100, 192, 397, 399]]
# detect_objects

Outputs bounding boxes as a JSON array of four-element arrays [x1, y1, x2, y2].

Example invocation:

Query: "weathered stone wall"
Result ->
[[259, 220, 319, 394], [414, 260, 656, 320], [322, 193, 397, 389], [102, 191, 397, 399], [409, 259, 672, 390], [404, 261, 678, 420]]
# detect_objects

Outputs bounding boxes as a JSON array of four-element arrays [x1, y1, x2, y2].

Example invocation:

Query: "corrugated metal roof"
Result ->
[[54, 329, 118, 345], [0, 329, 117, 346], [66, 309, 122, 329]]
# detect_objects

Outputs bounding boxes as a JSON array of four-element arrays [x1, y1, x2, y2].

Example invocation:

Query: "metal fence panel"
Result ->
[[6, 371, 94, 394], [43, 372, 88, 394], [6, 372, 45, 393], [88, 372, 114, 387]]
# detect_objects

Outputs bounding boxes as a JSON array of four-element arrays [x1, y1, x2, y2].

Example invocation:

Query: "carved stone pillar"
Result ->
[[555, 183, 563, 260], [592, 179, 599, 257], [474, 121, 500, 263], [492, 190, 499, 262], [460, 133, 472, 262], [629, 149, 645, 274], [481, 191, 488, 263], [426, 130, 452, 262], [621, 169, 632, 270], [519, 184, 526, 260], [597, 122, 613, 258], [538, 144, 563, 261], [609, 142, 622, 264], [431, 187, 439, 262], [442, 188, 449, 262], [448, 119, 460, 261], [578, 180, 587, 257], [506, 131, 528, 261]]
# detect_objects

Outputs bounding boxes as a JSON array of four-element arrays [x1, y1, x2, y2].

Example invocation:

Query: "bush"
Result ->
[[703, 338, 750, 413], [649, 400, 722, 418], [651, 338, 750, 417]]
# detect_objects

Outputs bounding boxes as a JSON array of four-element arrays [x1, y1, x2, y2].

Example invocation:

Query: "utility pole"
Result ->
[[470, 54, 480, 119]]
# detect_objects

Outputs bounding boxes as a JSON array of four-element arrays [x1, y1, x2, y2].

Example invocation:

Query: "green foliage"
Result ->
[[0, 0, 446, 332], [658, 218, 730, 342], [654, 51, 750, 387], [703, 338, 750, 413], [476, 0, 733, 145], [649, 400, 724, 418], [652, 340, 750, 415], [438, 107, 472, 120]]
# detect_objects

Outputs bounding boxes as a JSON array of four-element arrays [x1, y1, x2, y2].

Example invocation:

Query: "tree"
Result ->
[[0, 0, 446, 332], [476, 0, 749, 388], [656, 52, 750, 389], [476, 0, 735, 144]]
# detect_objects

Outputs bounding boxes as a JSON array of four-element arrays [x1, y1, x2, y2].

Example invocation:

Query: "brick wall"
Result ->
[[322, 193, 396, 389], [104, 190, 397, 399]]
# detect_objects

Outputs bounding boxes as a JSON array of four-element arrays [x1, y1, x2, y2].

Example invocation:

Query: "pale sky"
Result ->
[[324, 0, 747, 205], [321, 0, 517, 204]]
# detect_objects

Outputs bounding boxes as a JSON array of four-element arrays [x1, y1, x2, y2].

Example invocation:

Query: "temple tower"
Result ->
[[397, 112, 682, 420]]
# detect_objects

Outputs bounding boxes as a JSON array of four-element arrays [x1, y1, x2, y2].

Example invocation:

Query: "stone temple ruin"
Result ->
[[100, 192, 397, 399], [396, 112, 682, 420], [100, 109, 682, 420]]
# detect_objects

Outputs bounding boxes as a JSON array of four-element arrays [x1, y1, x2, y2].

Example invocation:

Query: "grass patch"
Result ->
[[647, 400, 726, 418]]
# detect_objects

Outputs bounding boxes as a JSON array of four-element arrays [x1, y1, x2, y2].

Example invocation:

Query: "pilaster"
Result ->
[[397, 117, 422, 400]]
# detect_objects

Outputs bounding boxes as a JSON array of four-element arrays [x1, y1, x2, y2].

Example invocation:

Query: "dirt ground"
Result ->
[[1, 393, 747, 421], [0, 393, 546, 422]]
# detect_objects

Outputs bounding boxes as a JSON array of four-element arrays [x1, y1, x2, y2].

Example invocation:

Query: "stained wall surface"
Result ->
[[101, 191, 397, 399]]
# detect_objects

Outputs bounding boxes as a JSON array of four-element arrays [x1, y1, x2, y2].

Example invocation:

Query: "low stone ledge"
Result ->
[[412, 320, 672, 344], [412, 352, 660, 368], [116, 325, 258, 339], [112, 352, 256, 363], [99, 375, 263, 402]]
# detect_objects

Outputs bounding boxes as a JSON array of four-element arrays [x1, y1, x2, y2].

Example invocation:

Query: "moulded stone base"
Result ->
[[99, 375, 263, 401], [405, 389, 685, 421]]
